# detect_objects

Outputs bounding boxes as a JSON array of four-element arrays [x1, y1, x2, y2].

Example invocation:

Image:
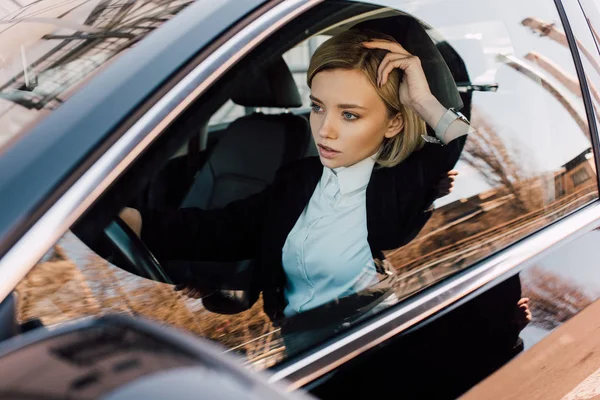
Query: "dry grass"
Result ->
[[16, 247, 284, 367]]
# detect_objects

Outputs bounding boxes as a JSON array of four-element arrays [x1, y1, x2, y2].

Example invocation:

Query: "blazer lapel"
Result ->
[[260, 157, 322, 306], [262, 157, 322, 265], [366, 165, 403, 258], [274, 157, 322, 244]]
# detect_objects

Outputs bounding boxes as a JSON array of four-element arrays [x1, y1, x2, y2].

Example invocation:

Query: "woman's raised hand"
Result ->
[[363, 39, 446, 128]]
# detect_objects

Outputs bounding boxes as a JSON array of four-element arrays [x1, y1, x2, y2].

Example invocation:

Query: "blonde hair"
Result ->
[[307, 29, 426, 167]]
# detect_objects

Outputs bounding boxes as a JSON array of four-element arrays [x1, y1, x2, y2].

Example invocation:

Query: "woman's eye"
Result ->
[[342, 111, 358, 121], [311, 103, 323, 113]]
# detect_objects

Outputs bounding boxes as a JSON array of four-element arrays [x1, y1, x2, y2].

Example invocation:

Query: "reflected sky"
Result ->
[[378, 0, 595, 203]]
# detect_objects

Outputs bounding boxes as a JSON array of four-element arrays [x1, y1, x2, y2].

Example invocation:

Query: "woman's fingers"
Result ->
[[435, 173, 456, 198], [376, 51, 406, 86], [518, 297, 530, 306], [363, 40, 416, 87], [363, 39, 410, 55], [119, 207, 142, 238], [379, 56, 419, 87], [436, 170, 458, 196], [376, 52, 394, 86]]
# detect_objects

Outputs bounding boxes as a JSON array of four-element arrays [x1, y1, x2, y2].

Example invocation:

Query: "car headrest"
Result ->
[[352, 16, 463, 110], [231, 57, 302, 108]]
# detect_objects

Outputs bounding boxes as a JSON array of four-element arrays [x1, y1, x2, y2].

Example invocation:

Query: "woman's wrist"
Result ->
[[410, 94, 447, 128]]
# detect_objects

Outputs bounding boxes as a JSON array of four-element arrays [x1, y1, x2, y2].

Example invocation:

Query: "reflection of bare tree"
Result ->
[[461, 107, 544, 212], [80, 253, 281, 356], [17, 246, 284, 368], [523, 267, 593, 330], [15, 245, 102, 325], [522, 17, 600, 77]]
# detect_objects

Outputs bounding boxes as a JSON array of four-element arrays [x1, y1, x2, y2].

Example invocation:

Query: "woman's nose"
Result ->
[[317, 116, 337, 139]]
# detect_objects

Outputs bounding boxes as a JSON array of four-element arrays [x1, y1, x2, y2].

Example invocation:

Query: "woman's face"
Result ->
[[309, 68, 402, 169]]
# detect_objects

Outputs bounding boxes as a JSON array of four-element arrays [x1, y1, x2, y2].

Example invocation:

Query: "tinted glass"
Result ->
[[366, 0, 597, 304], [16, 236, 286, 369], [0, 0, 194, 150], [456, 3, 600, 397]]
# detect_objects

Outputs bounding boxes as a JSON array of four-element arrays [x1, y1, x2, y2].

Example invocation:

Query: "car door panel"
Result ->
[[464, 297, 600, 399], [463, 235, 600, 399], [309, 223, 600, 399]]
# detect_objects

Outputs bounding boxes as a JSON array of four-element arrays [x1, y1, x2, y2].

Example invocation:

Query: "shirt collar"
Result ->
[[322, 155, 376, 195]]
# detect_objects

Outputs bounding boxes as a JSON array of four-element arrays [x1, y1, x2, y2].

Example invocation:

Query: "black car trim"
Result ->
[[556, 0, 600, 188]]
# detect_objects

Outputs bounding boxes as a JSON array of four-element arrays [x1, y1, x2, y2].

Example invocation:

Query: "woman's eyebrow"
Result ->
[[338, 103, 367, 110], [309, 95, 323, 103], [309, 95, 367, 109]]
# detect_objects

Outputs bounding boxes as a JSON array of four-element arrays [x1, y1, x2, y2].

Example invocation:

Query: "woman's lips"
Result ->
[[318, 144, 340, 159]]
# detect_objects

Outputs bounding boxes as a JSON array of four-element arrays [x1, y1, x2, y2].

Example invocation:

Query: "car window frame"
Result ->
[[558, 0, 600, 186], [2, 0, 600, 392]]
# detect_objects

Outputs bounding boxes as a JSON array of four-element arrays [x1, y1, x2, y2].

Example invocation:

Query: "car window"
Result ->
[[0, 0, 195, 151], [308, 0, 600, 395], [10, 0, 600, 377], [366, 0, 597, 301]]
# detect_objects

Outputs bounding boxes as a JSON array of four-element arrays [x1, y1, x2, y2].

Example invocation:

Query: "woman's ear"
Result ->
[[384, 112, 404, 138]]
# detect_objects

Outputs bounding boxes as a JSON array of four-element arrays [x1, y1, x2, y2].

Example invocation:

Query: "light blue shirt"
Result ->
[[282, 156, 379, 316]]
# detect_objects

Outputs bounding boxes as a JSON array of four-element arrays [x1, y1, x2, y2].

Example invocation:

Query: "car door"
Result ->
[[0, 0, 599, 398], [267, 0, 600, 398], [450, 1, 600, 399]]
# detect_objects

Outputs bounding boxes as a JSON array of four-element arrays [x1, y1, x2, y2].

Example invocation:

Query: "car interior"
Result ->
[[89, 5, 471, 289], [64, 0, 482, 359], [110, 6, 473, 311]]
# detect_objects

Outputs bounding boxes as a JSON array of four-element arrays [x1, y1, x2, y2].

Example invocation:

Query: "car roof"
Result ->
[[0, 0, 268, 258]]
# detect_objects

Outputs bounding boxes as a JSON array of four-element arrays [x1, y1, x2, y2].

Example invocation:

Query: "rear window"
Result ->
[[0, 0, 194, 151]]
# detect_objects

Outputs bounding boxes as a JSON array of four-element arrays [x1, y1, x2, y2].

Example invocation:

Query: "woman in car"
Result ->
[[121, 28, 526, 354]]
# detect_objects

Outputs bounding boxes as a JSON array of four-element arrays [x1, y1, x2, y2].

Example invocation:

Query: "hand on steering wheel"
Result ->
[[104, 213, 172, 284]]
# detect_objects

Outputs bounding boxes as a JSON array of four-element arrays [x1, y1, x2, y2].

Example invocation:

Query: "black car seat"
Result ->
[[181, 57, 309, 209], [177, 58, 310, 313]]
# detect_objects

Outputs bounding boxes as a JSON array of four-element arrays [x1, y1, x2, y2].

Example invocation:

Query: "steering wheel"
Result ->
[[104, 217, 173, 284]]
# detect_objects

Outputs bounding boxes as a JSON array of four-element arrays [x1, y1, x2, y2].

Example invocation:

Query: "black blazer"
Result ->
[[141, 137, 466, 321]]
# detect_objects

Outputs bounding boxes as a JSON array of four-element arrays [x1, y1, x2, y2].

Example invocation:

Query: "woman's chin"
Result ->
[[319, 156, 343, 169]]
